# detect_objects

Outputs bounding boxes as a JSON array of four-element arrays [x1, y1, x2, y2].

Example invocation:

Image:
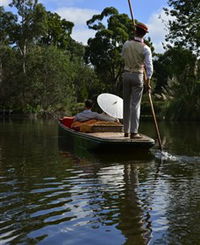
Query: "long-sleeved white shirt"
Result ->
[[143, 46, 153, 79]]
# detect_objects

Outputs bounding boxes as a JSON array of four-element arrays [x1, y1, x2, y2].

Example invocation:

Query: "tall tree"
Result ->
[[39, 11, 85, 62], [162, 0, 200, 120], [0, 7, 17, 45], [9, 0, 47, 74], [6, 0, 47, 107], [164, 0, 200, 55], [0, 7, 17, 84], [85, 7, 133, 93], [40, 11, 73, 49]]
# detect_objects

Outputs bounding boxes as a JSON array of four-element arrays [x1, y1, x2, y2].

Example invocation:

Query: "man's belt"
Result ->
[[124, 70, 143, 74]]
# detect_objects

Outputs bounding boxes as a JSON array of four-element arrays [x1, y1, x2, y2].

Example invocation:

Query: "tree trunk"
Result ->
[[22, 42, 27, 75], [0, 58, 2, 85]]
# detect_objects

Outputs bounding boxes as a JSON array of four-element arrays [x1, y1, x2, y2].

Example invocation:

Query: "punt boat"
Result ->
[[58, 118, 155, 153]]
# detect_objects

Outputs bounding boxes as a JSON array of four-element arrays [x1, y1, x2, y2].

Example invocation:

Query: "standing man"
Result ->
[[122, 22, 153, 139]]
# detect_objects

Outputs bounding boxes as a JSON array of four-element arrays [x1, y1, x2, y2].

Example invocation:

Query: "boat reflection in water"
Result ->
[[58, 141, 155, 244]]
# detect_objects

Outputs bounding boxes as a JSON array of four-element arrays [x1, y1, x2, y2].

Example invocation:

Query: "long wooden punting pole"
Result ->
[[127, 0, 163, 151], [127, 0, 135, 25], [147, 91, 163, 151]]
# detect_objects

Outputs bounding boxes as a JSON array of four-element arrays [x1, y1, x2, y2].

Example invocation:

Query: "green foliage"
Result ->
[[0, 46, 21, 109], [165, 0, 200, 54], [40, 11, 74, 50], [154, 47, 197, 93], [154, 0, 200, 120], [0, 1, 96, 116], [141, 97, 167, 119], [154, 46, 200, 120], [2, 1, 200, 121], [72, 63, 102, 102], [0, 7, 17, 45], [87, 7, 119, 31], [85, 7, 133, 93], [165, 83, 200, 120], [0, 45, 76, 113], [25, 45, 76, 113]]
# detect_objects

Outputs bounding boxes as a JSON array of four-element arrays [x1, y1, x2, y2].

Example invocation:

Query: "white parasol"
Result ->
[[97, 93, 123, 119]]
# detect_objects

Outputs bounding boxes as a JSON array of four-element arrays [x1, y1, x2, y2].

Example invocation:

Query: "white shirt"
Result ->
[[143, 45, 153, 79]]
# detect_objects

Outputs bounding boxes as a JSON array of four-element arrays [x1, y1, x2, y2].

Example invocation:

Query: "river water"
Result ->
[[0, 119, 200, 244]]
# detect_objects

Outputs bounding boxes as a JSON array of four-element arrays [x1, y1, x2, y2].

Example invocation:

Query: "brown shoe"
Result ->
[[130, 133, 142, 139], [124, 133, 129, 137]]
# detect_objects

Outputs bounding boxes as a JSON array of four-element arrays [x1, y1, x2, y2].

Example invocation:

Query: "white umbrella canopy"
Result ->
[[97, 93, 123, 119]]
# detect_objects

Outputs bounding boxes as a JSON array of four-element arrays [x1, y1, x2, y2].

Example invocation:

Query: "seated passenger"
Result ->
[[74, 99, 118, 122]]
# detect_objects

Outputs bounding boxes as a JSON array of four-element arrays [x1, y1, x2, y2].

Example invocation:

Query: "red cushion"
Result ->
[[60, 117, 74, 128]]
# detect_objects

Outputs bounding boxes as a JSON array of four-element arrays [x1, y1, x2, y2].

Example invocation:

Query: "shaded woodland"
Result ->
[[0, 0, 200, 120]]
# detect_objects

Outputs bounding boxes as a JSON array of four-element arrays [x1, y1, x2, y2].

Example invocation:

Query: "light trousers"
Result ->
[[123, 72, 144, 134]]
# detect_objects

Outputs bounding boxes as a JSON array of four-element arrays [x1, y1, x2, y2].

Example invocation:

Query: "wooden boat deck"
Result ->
[[86, 132, 152, 142]]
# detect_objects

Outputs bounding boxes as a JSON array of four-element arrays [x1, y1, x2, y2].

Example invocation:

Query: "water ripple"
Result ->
[[153, 150, 200, 163], [1, 145, 200, 244]]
